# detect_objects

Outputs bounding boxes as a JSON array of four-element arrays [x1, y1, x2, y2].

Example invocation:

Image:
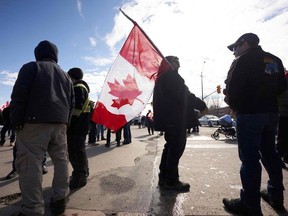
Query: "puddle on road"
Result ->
[[0, 193, 21, 205], [100, 174, 135, 194]]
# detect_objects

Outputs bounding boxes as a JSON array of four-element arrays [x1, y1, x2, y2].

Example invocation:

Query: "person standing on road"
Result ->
[[115, 126, 123, 146], [105, 128, 112, 147], [67, 67, 90, 189], [145, 110, 154, 135], [222, 33, 287, 215], [96, 124, 106, 141], [0, 104, 16, 146], [10, 40, 74, 216], [88, 100, 97, 145], [123, 121, 132, 145], [153, 56, 208, 192]]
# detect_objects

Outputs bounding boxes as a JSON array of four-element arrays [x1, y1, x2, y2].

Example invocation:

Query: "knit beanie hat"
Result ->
[[68, 67, 83, 80]]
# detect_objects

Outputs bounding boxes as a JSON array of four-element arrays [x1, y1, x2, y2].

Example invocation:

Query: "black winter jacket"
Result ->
[[153, 69, 207, 131], [225, 46, 287, 114], [10, 41, 74, 127]]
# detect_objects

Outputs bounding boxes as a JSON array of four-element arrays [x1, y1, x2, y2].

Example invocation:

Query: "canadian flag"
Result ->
[[92, 11, 172, 131]]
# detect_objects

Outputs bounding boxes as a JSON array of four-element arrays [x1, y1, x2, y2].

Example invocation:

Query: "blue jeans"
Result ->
[[96, 124, 105, 139], [237, 113, 284, 208]]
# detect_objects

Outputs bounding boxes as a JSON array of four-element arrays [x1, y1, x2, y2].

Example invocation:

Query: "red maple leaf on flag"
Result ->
[[108, 74, 143, 109]]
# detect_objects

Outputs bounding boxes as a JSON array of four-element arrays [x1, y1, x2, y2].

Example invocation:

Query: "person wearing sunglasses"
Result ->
[[223, 33, 286, 215]]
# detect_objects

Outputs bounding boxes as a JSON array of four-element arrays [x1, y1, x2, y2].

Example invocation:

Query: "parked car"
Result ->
[[198, 115, 219, 127]]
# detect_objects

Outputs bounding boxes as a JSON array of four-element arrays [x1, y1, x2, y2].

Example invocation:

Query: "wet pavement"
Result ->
[[0, 125, 288, 215]]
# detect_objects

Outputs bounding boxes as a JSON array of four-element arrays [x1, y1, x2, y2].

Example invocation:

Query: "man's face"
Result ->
[[171, 59, 180, 70], [233, 41, 248, 57]]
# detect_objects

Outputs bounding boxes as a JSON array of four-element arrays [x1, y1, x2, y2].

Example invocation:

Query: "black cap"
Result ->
[[68, 67, 83, 80], [165, 56, 179, 64], [227, 33, 259, 51]]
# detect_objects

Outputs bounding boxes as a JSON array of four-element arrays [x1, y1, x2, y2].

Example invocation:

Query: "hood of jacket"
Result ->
[[34, 40, 58, 63], [74, 79, 90, 93]]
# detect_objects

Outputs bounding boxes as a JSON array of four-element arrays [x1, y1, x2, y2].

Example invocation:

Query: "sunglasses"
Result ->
[[233, 42, 244, 51]]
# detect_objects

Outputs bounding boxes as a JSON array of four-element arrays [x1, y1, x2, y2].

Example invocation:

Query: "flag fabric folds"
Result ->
[[92, 22, 171, 131], [1, 101, 9, 110]]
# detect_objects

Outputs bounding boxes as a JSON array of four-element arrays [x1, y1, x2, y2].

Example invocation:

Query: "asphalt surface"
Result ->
[[0, 125, 288, 216]]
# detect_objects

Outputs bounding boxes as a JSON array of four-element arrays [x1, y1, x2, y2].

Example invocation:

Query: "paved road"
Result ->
[[0, 125, 287, 215]]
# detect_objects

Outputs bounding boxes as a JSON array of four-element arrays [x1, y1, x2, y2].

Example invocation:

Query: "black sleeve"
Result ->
[[10, 62, 37, 127], [227, 57, 250, 110]]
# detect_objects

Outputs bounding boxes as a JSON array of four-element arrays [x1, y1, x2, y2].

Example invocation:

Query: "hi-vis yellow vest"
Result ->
[[72, 83, 90, 116]]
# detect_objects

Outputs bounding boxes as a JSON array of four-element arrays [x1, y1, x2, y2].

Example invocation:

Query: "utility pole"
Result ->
[[200, 60, 206, 100]]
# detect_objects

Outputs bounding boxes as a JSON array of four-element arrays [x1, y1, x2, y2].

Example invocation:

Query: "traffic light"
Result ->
[[216, 85, 221, 94]]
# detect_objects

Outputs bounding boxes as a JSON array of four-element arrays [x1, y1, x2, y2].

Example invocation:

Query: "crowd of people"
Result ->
[[0, 32, 287, 216]]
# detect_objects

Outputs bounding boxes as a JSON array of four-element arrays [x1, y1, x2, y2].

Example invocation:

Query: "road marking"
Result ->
[[187, 136, 212, 141], [186, 144, 237, 148], [187, 135, 237, 141], [186, 136, 238, 148]]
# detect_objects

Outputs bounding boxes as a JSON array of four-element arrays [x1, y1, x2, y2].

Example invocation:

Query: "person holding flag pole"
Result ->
[[153, 56, 208, 192], [91, 10, 208, 193]]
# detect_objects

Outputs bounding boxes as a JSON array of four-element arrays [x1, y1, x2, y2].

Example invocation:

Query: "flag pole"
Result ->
[[119, 8, 166, 59], [119, 8, 137, 25]]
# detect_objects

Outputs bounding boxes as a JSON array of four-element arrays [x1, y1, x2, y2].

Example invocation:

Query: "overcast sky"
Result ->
[[1, 0, 288, 109]]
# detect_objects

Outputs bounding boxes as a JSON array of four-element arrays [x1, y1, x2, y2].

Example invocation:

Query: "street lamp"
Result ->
[[200, 61, 206, 100]]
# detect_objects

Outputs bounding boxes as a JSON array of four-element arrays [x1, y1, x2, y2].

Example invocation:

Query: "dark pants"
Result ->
[[88, 121, 97, 143], [237, 113, 284, 208], [276, 116, 288, 159], [67, 132, 89, 178], [12, 145, 17, 171], [116, 128, 122, 144], [159, 127, 187, 183], [0, 123, 15, 143], [106, 129, 111, 144], [192, 125, 199, 132], [123, 124, 131, 143], [146, 119, 154, 135]]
